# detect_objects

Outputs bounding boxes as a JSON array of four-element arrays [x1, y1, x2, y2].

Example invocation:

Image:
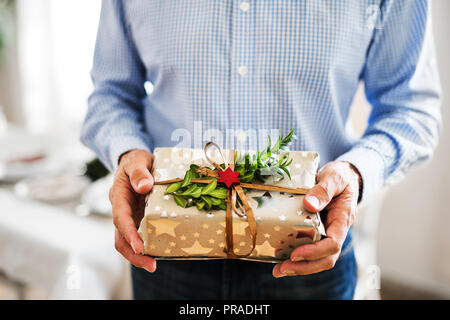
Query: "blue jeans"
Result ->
[[132, 230, 356, 300]]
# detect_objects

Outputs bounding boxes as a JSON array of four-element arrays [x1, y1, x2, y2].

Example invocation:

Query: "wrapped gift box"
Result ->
[[138, 147, 325, 263]]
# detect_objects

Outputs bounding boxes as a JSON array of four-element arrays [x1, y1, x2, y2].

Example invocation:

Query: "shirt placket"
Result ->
[[230, 0, 254, 139]]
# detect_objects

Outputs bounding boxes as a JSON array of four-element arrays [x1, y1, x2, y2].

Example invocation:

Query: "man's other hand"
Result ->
[[110, 149, 157, 273], [272, 161, 361, 277]]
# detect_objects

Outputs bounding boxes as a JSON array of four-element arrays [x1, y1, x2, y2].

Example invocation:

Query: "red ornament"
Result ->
[[217, 167, 241, 188]]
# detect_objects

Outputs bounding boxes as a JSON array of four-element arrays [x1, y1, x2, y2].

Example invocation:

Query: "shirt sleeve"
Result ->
[[80, 0, 152, 172], [336, 0, 442, 202]]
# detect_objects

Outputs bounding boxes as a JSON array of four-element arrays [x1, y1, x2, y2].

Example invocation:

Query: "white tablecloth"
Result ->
[[0, 189, 129, 299]]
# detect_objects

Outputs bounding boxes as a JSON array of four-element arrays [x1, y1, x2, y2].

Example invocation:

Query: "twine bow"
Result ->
[[202, 142, 257, 258], [154, 143, 311, 258]]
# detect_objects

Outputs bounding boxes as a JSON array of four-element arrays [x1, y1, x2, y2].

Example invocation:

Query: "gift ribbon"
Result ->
[[203, 142, 257, 258], [154, 143, 312, 258]]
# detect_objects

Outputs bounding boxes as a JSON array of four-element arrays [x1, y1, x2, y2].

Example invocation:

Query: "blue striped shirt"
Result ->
[[81, 0, 441, 202]]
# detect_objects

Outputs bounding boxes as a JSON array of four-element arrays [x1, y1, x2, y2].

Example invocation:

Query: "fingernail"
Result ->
[[281, 269, 296, 275], [138, 178, 152, 189], [144, 267, 153, 273], [275, 274, 287, 278], [131, 240, 137, 254], [307, 195, 320, 209], [291, 256, 304, 262]]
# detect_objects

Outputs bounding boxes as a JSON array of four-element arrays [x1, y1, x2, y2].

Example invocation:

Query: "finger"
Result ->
[[272, 263, 285, 278], [304, 169, 345, 212], [123, 151, 154, 194], [278, 255, 338, 276], [292, 195, 353, 262], [289, 237, 341, 262], [115, 230, 157, 272], [323, 206, 352, 247], [111, 184, 144, 254]]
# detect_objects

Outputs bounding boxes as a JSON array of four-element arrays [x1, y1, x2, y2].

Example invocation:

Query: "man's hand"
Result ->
[[272, 161, 361, 277], [110, 149, 157, 273]]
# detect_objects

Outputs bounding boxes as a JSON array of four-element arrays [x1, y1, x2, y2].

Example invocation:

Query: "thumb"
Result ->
[[130, 166, 154, 194], [122, 150, 154, 194], [304, 184, 332, 212], [303, 169, 343, 212]]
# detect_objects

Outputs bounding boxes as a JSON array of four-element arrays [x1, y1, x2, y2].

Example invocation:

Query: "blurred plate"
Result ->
[[0, 155, 64, 182], [14, 174, 90, 203], [0, 127, 64, 182]]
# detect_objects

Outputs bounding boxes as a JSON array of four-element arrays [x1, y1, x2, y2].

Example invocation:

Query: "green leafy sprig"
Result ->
[[164, 129, 296, 211], [235, 129, 296, 183], [165, 164, 228, 210]]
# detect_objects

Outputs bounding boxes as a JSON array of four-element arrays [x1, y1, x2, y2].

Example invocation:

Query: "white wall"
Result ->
[[15, 0, 101, 134]]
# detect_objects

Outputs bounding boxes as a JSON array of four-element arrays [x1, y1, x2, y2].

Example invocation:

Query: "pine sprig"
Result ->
[[164, 129, 297, 211], [237, 129, 296, 183]]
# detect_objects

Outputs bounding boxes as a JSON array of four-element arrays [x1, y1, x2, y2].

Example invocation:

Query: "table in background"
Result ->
[[0, 188, 131, 299]]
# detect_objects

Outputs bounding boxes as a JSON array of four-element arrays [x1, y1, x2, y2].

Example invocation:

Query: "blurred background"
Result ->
[[0, 0, 448, 299]]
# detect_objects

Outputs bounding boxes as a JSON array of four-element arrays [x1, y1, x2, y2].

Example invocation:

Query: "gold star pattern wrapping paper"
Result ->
[[138, 147, 326, 263]]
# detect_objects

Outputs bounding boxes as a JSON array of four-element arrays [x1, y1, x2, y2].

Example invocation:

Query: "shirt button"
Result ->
[[239, 2, 250, 12], [237, 65, 248, 77]]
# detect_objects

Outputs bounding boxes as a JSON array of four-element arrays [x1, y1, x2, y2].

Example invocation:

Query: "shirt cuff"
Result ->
[[108, 135, 152, 172], [335, 146, 385, 203]]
